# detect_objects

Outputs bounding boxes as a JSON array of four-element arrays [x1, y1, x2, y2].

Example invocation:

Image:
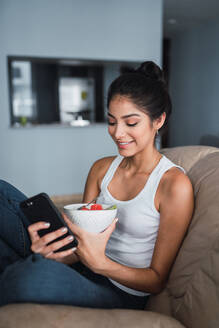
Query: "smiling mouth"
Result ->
[[117, 140, 134, 147]]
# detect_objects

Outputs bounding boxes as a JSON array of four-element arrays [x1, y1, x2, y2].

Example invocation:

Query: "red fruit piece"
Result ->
[[81, 206, 89, 210], [90, 204, 103, 210]]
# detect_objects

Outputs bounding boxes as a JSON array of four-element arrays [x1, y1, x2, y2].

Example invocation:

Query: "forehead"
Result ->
[[108, 96, 145, 117]]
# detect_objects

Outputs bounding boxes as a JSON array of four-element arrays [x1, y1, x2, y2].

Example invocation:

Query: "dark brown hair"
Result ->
[[107, 61, 171, 134]]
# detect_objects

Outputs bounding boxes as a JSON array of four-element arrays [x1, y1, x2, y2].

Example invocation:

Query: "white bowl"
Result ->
[[63, 203, 117, 233]]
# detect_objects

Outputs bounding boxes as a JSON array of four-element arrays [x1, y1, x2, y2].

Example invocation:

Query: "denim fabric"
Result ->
[[0, 180, 31, 271], [0, 180, 148, 309]]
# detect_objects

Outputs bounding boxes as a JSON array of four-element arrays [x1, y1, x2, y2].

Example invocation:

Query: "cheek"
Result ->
[[135, 125, 153, 141], [108, 126, 114, 137]]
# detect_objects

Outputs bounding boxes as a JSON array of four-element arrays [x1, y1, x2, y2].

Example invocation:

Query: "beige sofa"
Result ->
[[0, 145, 219, 328]]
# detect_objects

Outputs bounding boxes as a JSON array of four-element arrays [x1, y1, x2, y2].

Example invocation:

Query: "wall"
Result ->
[[168, 20, 219, 147], [0, 0, 163, 196]]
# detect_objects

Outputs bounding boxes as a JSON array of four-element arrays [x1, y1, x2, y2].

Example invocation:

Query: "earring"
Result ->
[[156, 130, 159, 136]]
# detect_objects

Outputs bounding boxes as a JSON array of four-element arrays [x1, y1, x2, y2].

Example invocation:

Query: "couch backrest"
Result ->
[[147, 146, 219, 328]]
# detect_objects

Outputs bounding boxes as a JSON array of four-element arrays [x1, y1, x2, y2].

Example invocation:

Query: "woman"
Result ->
[[0, 61, 194, 309]]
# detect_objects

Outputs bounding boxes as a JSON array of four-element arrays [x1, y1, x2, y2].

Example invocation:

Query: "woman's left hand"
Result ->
[[62, 213, 118, 273]]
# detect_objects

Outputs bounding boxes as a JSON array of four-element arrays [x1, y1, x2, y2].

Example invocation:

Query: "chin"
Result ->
[[118, 149, 135, 157]]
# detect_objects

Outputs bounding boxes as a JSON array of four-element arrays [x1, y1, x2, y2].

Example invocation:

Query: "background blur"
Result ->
[[0, 0, 219, 197]]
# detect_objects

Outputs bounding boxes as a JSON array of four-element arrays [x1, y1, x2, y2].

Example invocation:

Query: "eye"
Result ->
[[127, 122, 138, 127], [107, 120, 116, 126]]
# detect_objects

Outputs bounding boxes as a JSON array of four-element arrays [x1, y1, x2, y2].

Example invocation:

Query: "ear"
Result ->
[[153, 112, 166, 131]]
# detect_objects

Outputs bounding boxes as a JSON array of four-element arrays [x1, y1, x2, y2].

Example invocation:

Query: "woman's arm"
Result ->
[[66, 169, 194, 294], [95, 170, 194, 293]]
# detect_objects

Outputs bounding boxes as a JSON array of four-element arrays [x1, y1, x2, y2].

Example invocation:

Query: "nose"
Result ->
[[113, 123, 126, 139]]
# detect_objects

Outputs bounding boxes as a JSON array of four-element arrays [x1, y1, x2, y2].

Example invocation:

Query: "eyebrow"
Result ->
[[107, 112, 141, 119]]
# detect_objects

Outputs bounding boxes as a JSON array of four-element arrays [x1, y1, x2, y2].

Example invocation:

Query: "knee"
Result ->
[[0, 180, 10, 191], [0, 180, 17, 196], [0, 179, 26, 203]]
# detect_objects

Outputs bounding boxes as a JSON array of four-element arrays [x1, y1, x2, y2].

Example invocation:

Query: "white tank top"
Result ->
[[96, 154, 185, 296]]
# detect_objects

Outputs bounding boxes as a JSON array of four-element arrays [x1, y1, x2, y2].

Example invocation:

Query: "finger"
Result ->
[[42, 234, 76, 256], [28, 221, 50, 243], [32, 229, 72, 254], [31, 226, 69, 253], [102, 218, 118, 239], [61, 212, 72, 226], [62, 212, 84, 238], [45, 246, 77, 260], [62, 212, 76, 228], [39, 226, 69, 248]]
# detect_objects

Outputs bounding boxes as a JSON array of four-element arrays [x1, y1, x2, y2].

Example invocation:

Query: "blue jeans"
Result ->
[[0, 180, 148, 309]]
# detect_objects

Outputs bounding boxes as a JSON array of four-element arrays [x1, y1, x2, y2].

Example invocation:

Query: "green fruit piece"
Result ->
[[106, 205, 117, 210]]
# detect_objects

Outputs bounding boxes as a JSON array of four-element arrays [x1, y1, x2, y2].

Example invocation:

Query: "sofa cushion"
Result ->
[[0, 303, 186, 328], [166, 151, 219, 327], [147, 147, 219, 327], [161, 145, 219, 172]]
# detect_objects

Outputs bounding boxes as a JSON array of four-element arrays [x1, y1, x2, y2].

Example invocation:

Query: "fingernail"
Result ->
[[72, 247, 77, 252], [62, 227, 68, 233], [68, 235, 73, 240], [44, 222, 50, 227], [47, 251, 53, 256]]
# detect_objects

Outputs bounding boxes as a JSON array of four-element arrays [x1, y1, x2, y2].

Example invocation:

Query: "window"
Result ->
[[10, 61, 36, 124], [8, 57, 139, 127]]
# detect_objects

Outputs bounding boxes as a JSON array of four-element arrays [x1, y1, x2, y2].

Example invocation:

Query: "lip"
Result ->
[[117, 140, 134, 149]]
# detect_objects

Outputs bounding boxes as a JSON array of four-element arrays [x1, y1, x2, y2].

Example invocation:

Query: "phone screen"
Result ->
[[20, 193, 78, 251]]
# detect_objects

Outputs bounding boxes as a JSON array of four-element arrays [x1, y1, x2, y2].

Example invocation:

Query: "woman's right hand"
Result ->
[[27, 221, 79, 265]]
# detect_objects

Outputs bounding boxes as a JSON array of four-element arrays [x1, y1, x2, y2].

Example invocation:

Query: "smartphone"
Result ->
[[20, 192, 78, 252]]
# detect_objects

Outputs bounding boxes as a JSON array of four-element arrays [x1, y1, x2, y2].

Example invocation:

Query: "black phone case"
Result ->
[[20, 192, 78, 251]]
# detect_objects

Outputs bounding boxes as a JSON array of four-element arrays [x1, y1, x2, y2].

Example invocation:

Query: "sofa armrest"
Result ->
[[0, 303, 186, 328]]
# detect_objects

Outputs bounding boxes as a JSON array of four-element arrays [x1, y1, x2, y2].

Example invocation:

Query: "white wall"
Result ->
[[0, 0, 163, 196], [168, 20, 219, 147]]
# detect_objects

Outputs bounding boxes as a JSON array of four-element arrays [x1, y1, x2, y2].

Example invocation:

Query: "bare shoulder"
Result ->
[[161, 167, 193, 197], [87, 156, 116, 188], [158, 166, 194, 218], [92, 156, 116, 169], [83, 156, 116, 202], [90, 156, 116, 176]]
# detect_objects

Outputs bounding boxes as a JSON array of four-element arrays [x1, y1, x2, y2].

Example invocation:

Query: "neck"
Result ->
[[122, 147, 162, 174]]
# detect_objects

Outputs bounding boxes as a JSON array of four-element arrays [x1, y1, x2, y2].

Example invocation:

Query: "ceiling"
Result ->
[[163, 0, 219, 37]]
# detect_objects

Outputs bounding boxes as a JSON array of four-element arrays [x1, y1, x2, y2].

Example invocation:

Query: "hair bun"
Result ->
[[136, 61, 164, 83]]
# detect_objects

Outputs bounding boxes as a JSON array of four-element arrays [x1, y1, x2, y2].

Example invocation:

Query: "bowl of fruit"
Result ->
[[63, 203, 117, 233]]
